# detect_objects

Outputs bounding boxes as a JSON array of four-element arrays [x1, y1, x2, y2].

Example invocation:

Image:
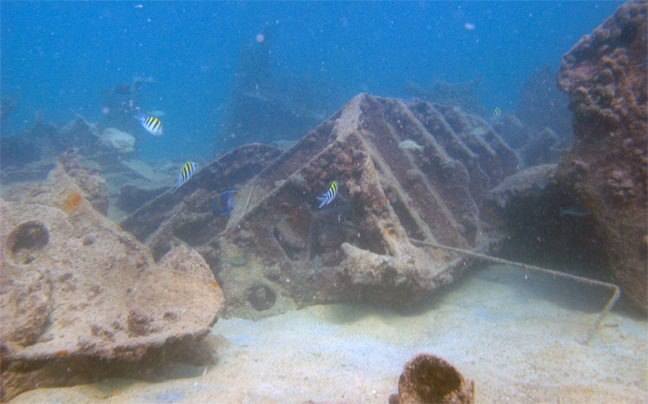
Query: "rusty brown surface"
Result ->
[[557, 0, 647, 313]]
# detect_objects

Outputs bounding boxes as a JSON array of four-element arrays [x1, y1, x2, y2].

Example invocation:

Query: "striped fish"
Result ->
[[135, 108, 164, 136], [173, 161, 198, 193], [317, 180, 339, 208], [488, 107, 501, 128]]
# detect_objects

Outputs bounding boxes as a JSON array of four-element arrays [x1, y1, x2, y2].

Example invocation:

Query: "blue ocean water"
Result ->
[[1, 1, 621, 161]]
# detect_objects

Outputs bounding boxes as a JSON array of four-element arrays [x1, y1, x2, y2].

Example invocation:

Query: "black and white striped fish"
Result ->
[[135, 107, 164, 136], [317, 180, 339, 208], [488, 107, 501, 128], [173, 161, 198, 193]]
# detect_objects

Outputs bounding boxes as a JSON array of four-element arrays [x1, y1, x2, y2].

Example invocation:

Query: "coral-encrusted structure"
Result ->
[[557, 0, 647, 313], [0, 164, 224, 400], [121, 94, 518, 319], [216, 93, 518, 317], [120, 143, 284, 261], [395, 353, 474, 404], [217, 94, 518, 317]]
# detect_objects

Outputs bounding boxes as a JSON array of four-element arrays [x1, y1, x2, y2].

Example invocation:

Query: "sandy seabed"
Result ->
[[12, 265, 647, 404]]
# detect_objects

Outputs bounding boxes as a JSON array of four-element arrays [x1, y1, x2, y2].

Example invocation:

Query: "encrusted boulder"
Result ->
[[0, 164, 224, 400], [557, 0, 647, 313], [394, 353, 474, 404]]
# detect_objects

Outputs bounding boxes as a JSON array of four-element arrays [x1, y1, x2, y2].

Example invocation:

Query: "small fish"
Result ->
[[488, 107, 501, 128], [399, 139, 424, 152], [227, 256, 247, 266], [317, 181, 339, 208], [312, 255, 323, 272], [134, 107, 163, 136], [559, 206, 591, 217], [154, 161, 175, 174], [173, 161, 198, 193], [212, 190, 239, 215]]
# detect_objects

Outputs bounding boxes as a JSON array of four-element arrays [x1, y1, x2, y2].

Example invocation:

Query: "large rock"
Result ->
[[0, 164, 224, 400], [557, 0, 647, 313]]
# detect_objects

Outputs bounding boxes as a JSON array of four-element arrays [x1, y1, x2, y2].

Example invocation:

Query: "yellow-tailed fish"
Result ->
[[135, 107, 164, 136], [173, 161, 198, 193], [489, 107, 501, 128], [317, 180, 338, 208]]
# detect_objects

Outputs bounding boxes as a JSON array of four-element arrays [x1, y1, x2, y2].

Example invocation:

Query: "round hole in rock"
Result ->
[[6, 221, 49, 265], [247, 285, 276, 311]]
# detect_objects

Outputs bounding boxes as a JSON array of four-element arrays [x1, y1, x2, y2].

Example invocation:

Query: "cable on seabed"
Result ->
[[410, 239, 621, 346]]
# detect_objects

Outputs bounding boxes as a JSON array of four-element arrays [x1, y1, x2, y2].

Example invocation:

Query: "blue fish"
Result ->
[[488, 107, 501, 128], [173, 161, 198, 193], [134, 107, 164, 136], [213, 190, 238, 215], [317, 181, 339, 208]]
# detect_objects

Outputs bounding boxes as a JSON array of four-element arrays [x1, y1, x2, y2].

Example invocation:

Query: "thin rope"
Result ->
[[410, 239, 621, 345]]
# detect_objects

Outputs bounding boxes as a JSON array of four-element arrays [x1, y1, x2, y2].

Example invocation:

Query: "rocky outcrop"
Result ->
[[0, 116, 102, 170], [483, 164, 612, 279], [0, 164, 224, 400], [517, 128, 560, 168], [557, 0, 647, 312]]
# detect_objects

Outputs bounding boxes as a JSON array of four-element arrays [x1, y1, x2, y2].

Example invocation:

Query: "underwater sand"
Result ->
[[12, 265, 647, 404]]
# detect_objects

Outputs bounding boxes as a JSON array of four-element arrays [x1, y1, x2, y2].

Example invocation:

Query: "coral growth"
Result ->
[[63, 192, 83, 212], [556, 0, 647, 313], [396, 353, 474, 404]]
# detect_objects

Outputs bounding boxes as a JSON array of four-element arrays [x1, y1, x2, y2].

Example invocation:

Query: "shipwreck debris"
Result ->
[[118, 93, 518, 318]]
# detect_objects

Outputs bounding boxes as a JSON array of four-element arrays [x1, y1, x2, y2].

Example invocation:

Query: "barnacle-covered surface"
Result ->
[[557, 0, 647, 313]]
